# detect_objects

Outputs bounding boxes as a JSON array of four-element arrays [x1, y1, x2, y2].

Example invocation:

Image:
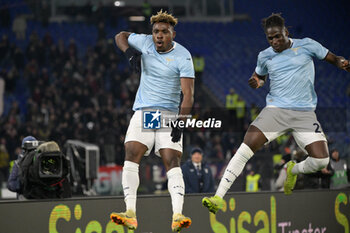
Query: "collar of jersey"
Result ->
[[289, 38, 294, 48]]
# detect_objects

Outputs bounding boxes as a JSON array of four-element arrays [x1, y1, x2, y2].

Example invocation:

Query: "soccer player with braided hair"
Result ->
[[203, 13, 350, 214], [110, 10, 194, 232]]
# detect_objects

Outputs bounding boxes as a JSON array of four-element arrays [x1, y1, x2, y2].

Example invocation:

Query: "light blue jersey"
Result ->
[[128, 33, 195, 112], [255, 38, 328, 110]]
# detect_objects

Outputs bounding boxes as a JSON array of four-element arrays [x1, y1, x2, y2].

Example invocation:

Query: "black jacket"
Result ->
[[181, 160, 215, 193]]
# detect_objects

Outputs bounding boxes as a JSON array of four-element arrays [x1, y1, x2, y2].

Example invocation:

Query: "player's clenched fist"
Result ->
[[340, 58, 350, 72], [248, 74, 265, 89]]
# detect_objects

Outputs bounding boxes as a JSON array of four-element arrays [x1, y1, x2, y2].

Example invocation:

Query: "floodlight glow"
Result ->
[[114, 1, 125, 7]]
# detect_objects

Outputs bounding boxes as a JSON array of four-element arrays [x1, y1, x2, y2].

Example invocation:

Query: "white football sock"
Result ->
[[167, 167, 185, 214], [122, 161, 139, 213], [292, 157, 329, 174], [215, 143, 254, 198]]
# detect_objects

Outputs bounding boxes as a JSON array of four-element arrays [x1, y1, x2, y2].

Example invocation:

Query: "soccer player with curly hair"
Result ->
[[110, 10, 194, 232], [203, 13, 350, 214]]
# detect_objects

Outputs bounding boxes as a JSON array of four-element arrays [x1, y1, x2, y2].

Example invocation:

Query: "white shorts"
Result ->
[[251, 106, 327, 153], [124, 109, 182, 156]]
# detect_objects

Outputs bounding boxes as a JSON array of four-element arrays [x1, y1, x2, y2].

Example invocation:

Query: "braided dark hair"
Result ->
[[262, 13, 285, 32]]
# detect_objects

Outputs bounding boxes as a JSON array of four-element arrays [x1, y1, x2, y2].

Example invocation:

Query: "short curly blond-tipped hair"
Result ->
[[150, 10, 178, 27]]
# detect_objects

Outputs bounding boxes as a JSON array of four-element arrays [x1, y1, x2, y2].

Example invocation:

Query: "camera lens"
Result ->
[[41, 157, 60, 175]]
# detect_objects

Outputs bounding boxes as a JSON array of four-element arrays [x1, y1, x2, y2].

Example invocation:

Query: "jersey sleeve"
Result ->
[[304, 38, 329, 60], [178, 51, 195, 78], [128, 33, 148, 52], [255, 52, 268, 76]]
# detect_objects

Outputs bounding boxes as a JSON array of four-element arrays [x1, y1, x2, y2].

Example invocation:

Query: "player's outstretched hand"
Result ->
[[170, 119, 183, 143], [248, 76, 264, 89], [125, 47, 142, 73], [340, 58, 350, 72]]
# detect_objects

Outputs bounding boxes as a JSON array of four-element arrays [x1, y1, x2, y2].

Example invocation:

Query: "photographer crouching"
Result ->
[[8, 137, 71, 199]]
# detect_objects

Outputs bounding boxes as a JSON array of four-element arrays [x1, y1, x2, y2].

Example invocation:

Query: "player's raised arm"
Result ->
[[115, 31, 142, 73], [324, 51, 350, 72], [115, 31, 132, 52], [248, 72, 267, 89]]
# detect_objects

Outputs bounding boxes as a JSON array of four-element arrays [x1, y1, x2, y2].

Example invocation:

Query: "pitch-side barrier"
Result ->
[[0, 189, 349, 233]]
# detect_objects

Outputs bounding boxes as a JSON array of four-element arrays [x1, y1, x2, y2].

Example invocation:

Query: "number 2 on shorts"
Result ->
[[313, 123, 321, 133]]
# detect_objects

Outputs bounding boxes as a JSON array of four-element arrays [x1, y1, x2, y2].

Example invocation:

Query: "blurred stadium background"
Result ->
[[0, 0, 350, 198]]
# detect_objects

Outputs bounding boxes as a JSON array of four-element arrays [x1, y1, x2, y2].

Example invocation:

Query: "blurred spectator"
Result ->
[[40, 1, 50, 27], [7, 136, 37, 199], [0, 142, 9, 191], [0, 35, 10, 66], [12, 15, 27, 41], [68, 38, 78, 59], [249, 104, 259, 123], [92, 2, 104, 25], [181, 148, 215, 193], [43, 32, 53, 47], [303, 162, 334, 189], [274, 162, 287, 191], [13, 47, 25, 70], [273, 147, 292, 172], [235, 96, 246, 139], [98, 118, 118, 165], [330, 149, 349, 189], [142, 0, 152, 20], [209, 135, 224, 160], [193, 54, 205, 87], [97, 22, 106, 40], [245, 165, 261, 192], [0, 4, 11, 28], [67, 2, 78, 19], [221, 130, 237, 159], [83, 1, 93, 21], [0, 75, 4, 115], [225, 88, 238, 130], [4, 68, 17, 95]]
